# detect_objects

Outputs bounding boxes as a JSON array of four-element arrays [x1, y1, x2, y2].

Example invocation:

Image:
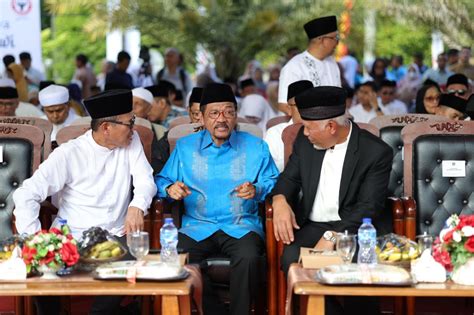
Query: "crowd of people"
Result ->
[[0, 13, 473, 315]]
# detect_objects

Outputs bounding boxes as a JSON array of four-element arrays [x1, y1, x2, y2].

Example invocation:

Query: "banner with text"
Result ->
[[0, 0, 43, 73]]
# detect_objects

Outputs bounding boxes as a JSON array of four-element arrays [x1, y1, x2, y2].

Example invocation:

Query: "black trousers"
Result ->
[[281, 221, 379, 315], [179, 230, 264, 315]]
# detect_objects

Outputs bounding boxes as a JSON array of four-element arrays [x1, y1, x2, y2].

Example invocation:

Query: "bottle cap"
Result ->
[[59, 219, 67, 225], [164, 218, 173, 224], [362, 218, 372, 224]]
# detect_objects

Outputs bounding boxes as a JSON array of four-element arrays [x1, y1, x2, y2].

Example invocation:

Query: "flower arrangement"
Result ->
[[432, 214, 474, 272], [22, 225, 80, 273]]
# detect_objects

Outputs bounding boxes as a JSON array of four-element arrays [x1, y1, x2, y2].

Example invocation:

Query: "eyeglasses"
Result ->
[[207, 109, 236, 119], [447, 89, 467, 96], [321, 34, 340, 42], [424, 95, 440, 102], [102, 115, 136, 129]]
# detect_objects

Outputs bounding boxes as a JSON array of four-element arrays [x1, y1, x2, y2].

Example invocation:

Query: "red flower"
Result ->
[[40, 251, 56, 265], [459, 216, 474, 229], [465, 237, 474, 253], [432, 245, 453, 272], [22, 246, 37, 265], [443, 229, 455, 242], [59, 242, 79, 266], [49, 227, 62, 235]]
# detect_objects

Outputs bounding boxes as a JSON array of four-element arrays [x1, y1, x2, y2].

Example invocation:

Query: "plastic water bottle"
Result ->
[[58, 218, 71, 235], [160, 218, 179, 266], [357, 218, 377, 265]]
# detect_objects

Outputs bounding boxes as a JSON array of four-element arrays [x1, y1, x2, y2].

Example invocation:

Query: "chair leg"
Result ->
[[14, 296, 24, 315], [406, 297, 415, 315]]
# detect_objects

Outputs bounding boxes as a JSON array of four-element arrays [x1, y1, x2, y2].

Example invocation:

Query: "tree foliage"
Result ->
[[42, 2, 106, 83]]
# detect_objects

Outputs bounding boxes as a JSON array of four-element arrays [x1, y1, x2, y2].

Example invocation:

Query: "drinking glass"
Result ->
[[336, 231, 357, 264], [416, 232, 434, 255], [128, 231, 149, 260]]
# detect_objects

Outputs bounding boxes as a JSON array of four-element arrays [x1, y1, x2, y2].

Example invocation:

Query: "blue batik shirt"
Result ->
[[155, 129, 279, 241]]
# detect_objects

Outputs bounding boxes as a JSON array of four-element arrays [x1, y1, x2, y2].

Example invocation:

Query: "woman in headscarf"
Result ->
[[7, 63, 28, 102], [397, 63, 422, 107], [415, 83, 441, 114], [369, 58, 388, 89], [239, 94, 278, 136]]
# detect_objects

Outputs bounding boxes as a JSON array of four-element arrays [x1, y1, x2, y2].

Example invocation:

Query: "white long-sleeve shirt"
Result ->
[[13, 130, 157, 239], [278, 51, 341, 103], [264, 119, 293, 172]]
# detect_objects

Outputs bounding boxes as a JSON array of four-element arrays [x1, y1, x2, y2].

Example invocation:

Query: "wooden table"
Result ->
[[0, 265, 201, 315], [289, 264, 474, 315]]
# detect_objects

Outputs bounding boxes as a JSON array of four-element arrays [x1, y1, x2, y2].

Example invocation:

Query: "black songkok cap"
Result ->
[[0, 87, 18, 99], [295, 86, 346, 120], [146, 84, 167, 98], [239, 78, 255, 90], [189, 87, 203, 104], [439, 94, 467, 113], [39, 80, 55, 91], [304, 16, 338, 40], [175, 90, 183, 101], [83, 89, 132, 119], [287, 80, 313, 101], [200, 83, 236, 108], [447, 73, 469, 88]]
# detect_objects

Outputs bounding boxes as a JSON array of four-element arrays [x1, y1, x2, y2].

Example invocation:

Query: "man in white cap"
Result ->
[[39, 84, 78, 142], [0, 78, 43, 117], [278, 16, 341, 109]]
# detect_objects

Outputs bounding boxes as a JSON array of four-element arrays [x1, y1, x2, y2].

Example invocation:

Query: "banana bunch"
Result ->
[[376, 233, 419, 262], [86, 241, 123, 260]]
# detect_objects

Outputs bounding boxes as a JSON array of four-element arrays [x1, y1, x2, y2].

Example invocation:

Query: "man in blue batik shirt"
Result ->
[[156, 83, 278, 315]]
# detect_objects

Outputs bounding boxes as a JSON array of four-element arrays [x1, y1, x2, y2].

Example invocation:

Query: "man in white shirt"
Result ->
[[377, 79, 407, 115], [265, 80, 313, 172], [278, 15, 341, 108], [156, 47, 193, 97], [14, 89, 157, 239], [348, 81, 381, 123], [19, 52, 45, 91], [39, 84, 78, 142]]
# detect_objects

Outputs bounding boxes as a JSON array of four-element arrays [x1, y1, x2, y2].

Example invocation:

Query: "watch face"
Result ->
[[323, 231, 332, 240]]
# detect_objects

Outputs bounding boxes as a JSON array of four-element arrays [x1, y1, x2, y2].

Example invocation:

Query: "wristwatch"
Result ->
[[323, 231, 337, 244], [376, 107, 382, 112]]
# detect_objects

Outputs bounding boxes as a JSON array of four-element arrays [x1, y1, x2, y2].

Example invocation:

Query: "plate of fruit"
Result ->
[[376, 233, 419, 268], [79, 227, 127, 264]]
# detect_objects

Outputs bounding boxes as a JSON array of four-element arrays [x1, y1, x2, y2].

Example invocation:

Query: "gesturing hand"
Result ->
[[166, 181, 191, 200], [235, 182, 256, 199]]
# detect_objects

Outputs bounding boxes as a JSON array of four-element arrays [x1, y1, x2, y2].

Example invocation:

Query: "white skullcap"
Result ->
[[132, 87, 153, 105], [0, 78, 16, 88], [39, 84, 69, 107]]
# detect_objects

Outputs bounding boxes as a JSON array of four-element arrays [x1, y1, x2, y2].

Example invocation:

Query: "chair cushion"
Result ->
[[0, 139, 33, 240], [413, 135, 474, 236], [380, 126, 404, 197]]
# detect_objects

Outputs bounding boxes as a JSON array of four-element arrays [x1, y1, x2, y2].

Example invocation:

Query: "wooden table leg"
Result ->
[[306, 295, 324, 315], [162, 295, 179, 315], [178, 295, 191, 315], [153, 295, 162, 315]]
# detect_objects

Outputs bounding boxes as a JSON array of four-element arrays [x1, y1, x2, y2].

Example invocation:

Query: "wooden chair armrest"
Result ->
[[401, 196, 417, 240], [265, 198, 278, 315]]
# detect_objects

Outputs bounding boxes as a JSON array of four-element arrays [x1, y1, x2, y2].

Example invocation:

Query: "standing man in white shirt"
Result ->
[[13, 89, 157, 314], [39, 84, 78, 143], [278, 15, 341, 108]]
